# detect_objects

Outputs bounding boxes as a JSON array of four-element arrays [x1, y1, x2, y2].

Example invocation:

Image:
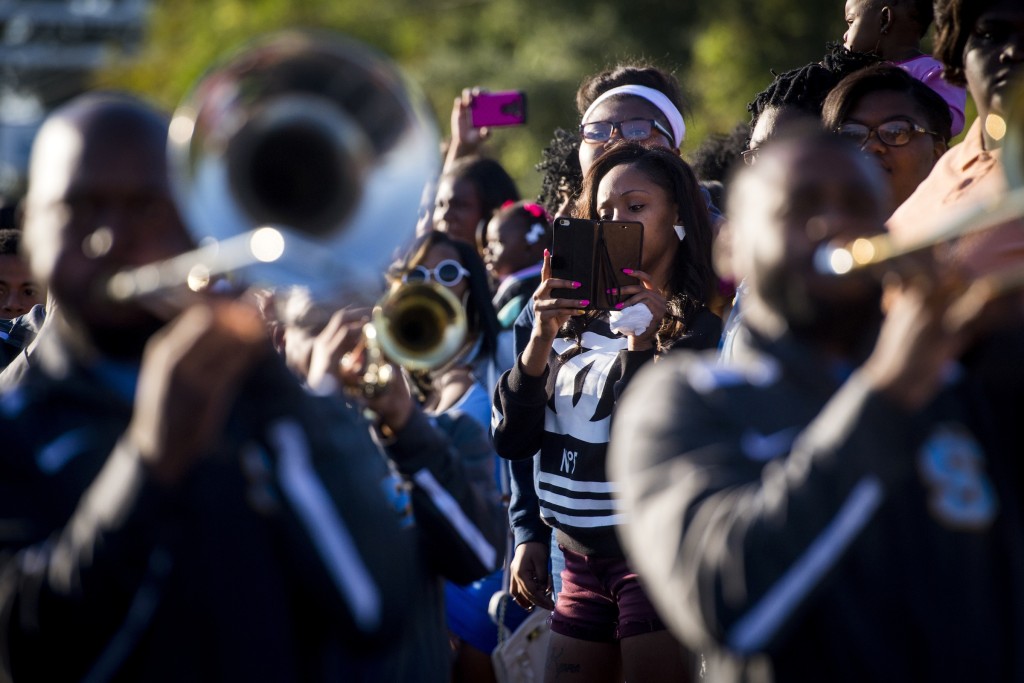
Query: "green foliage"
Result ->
[[98, 0, 863, 198]]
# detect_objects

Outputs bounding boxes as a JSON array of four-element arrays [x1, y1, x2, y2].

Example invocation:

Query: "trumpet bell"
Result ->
[[372, 283, 468, 371], [166, 30, 439, 301]]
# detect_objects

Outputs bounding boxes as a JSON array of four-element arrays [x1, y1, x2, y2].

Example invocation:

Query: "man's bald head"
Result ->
[[726, 131, 888, 342], [22, 92, 193, 357]]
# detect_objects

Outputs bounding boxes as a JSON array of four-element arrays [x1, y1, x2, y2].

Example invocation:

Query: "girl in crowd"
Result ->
[[840, 0, 966, 135], [432, 155, 519, 257], [493, 142, 721, 682], [822, 64, 951, 216], [506, 63, 714, 618], [391, 231, 533, 683], [484, 200, 552, 329]]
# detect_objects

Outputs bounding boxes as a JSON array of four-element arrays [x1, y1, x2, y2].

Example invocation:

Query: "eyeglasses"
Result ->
[[580, 119, 674, 145], [835, 120, 938, 148], [401, 259, 470, 287], [740, 148, 760, 166]]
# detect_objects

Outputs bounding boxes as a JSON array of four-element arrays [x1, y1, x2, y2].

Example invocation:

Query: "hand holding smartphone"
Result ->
[[470, 90, 527, 128], [549, 218, 643, 310]]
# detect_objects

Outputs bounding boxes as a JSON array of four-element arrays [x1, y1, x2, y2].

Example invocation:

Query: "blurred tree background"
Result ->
[[98, 0, 852, 198]]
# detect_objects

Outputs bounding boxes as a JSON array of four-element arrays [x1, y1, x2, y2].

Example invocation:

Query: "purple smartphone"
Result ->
[[470, 91, 527, 128]]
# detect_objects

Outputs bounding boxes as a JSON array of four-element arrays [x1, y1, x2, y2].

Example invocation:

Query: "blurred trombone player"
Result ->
[[0, 90, 422, 681]]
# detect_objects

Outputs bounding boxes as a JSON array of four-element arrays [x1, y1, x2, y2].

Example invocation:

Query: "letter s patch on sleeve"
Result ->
[[917, 426, 998, 530]]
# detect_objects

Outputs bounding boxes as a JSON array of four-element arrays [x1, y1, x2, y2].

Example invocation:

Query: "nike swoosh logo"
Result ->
[[740, 427, 800, 462]]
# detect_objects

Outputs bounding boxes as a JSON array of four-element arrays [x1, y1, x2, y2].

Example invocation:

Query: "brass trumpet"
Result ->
[[372, 283, 468, 372], [360, 282, 469, 396]]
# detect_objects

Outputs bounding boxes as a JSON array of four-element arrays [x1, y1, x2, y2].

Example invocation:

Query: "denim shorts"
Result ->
[[549, 545, 666, 642]]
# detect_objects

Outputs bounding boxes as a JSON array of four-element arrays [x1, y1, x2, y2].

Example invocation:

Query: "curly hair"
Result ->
[[535, 128, 583, 217], [571, 142, 716, 349], [687, 122, 750, 184], [748, 43, 881, 134]]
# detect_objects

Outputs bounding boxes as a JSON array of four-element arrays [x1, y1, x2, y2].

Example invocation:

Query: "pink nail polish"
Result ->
[[579, 299, 590, 307], [622, 268, 633, 275], [615, 302, 625, 310], [573, 281, 582, 288]]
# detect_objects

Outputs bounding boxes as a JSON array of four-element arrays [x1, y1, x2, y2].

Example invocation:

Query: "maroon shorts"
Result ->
[[549, 545, 667, 642]]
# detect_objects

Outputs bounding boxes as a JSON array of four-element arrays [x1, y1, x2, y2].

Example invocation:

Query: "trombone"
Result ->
[[103, 31, 469, 380]]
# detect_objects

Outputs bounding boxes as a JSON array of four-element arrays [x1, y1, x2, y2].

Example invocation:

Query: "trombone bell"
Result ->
[[160, 30, 440, 301]]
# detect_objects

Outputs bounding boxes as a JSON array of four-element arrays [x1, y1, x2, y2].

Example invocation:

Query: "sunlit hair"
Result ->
[[535, 128, 582, 217], [534, 63, 685, 221], [576, 63, 685, 121], [0, 228, 21, 256], [933, 0, 994, 87], [392, 230, 500, 360], [573, 142, 716, 345]]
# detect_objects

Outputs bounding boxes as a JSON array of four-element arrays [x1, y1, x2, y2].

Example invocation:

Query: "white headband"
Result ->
[[581, 84, 686, 148]]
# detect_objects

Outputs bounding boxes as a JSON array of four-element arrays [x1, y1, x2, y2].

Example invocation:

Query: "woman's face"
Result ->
[[579, 96, 675, 176], [840, 90, 946, 215], [962, 0, 1024, 122], [413, 242, 470, 301], [432, 176, 483, 247], [595, 163, 679, 276]]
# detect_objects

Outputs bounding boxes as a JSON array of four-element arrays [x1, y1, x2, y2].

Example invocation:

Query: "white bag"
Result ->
[[491, 606, 551, 683]]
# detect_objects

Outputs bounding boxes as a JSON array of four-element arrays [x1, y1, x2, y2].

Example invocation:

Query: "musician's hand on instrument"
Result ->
[[306, 308, 370, 392], [129, 301, 269, 486], [863, 268, 971, 411], [307, 310, 414, 432]]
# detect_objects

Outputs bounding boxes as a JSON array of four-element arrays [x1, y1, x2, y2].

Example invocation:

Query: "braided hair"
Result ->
[[748, 43, 881, 134]]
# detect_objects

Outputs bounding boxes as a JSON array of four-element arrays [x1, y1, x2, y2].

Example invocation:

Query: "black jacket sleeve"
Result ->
[[385, 408, 504, 584], [610, 358, 927, 656], [492, 358, 550, 462], [0, 357, 418, 682]]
